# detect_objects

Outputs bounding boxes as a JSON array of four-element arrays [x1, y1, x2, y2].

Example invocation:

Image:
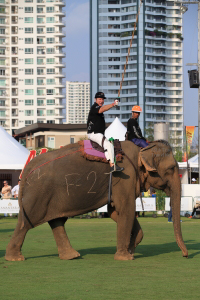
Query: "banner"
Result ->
[[186, 126, 195, 154], [0, 199, 19, 214]]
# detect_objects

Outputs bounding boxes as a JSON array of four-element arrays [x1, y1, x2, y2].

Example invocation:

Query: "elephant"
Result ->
[[5, 140, 188, 261]]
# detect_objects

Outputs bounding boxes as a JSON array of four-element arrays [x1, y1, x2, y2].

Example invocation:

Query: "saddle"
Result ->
[[78, 140, 124, 163]]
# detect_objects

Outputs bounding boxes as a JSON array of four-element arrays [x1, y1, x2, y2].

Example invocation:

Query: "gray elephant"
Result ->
[[5, 140, 188, 261]]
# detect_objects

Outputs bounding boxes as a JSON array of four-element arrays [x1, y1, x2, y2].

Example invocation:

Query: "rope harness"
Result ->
[[118, 0, 143, 97]]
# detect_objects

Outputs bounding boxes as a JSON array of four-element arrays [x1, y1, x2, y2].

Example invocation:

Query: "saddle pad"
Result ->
[[78, 140, 123, 164], [84, 140, 106, 159]]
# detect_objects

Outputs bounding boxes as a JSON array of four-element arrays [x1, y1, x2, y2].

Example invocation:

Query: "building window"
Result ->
[[25, 99, 34, 105], [47, 78, 55, 85], [25, 120, 33, 125], [37, 58, 44, 65], [70, 137, 75, 144], [24, 17, 33, 23], [47, 38, 55, 44], [25, 28, 33, 34], [46, 27, 55, 33], [25, 58, 34, 64], [25, 110, 34, 116], [37, 27, 44, 34], [37, 99, 44, 106], [37, 17, 44, 23], [47, 68, 55, 74], [25, 7, 33, 13], [47, 110, 55, 116], [46, 89, 54, 95], [46, 48, 55, 54], [25, 79, 34, 85], [47, 99, 55, 105], [46, 17, 54, 23], [46, 58, 55, 64], [25, 69, 34, 75], [46, 7, 54, 13], [37, 68, 44, 75], [25, 89, 34, 95], [25, 38, 33, 44], [37, 7, 44, 14], [25, 48, 33, 54], [48, 137, 55, 148]]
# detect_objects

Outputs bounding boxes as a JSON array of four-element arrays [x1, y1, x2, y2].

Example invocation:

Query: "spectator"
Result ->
[[1, 180, 12, 217], [191, 178, 197, 184], [11, 179, 21, 198], [1, 181, 12, 199], [188, 198, 200, 219]]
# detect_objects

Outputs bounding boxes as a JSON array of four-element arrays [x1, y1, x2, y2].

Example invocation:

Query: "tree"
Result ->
[[145, 122, 154, 142]]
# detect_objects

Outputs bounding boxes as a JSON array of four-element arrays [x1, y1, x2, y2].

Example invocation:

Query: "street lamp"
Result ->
[[180, 5, 188, 13]]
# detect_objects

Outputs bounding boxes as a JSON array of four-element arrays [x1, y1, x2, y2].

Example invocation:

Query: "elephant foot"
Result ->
[[59, 248, 80, 260], [114, 251, 134, 261], [5, 252, 25, 261]]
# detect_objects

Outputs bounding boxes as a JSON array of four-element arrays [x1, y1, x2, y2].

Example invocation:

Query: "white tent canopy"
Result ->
[[178, 154, 198, 169], [0, 126, 29, 170], [105, 117, 127, 141]]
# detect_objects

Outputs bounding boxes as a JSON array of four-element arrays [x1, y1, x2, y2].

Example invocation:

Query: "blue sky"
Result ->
[[64, 1, 199, 130]]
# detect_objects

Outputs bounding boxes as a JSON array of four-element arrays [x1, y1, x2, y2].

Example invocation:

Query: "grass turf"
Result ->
[[0, 216, 200, 300]]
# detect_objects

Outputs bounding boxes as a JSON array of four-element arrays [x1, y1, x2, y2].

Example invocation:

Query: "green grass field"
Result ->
[[0, 216, 200, 300]]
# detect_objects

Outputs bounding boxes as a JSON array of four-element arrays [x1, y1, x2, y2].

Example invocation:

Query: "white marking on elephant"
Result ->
[[36, 168, 46, 180], [65, 173, 81, 196], [87, 171, 97, 194]]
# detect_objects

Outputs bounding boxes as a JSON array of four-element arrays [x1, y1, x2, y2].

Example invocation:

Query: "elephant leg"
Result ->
[[112, 200, 135, 261], [48, 217, 80, 260], [129, 217, 144, 254], [108, 205, 143, 256], [5, 213, 30, 261]]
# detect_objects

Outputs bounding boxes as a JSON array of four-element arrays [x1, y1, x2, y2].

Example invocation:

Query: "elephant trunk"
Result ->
[[170, 173, 188, 257]]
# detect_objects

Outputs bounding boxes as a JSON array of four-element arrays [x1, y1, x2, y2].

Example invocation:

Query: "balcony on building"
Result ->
[[12, 98, 18, 106], [12, 88, 18, 96], [37, 109, 46, 117], [11, 6, 18, 14], [12, 57, 18, 65], [11, 36, 18, 44], [37, 46, 45, 55], [11, 26, 18, 34], [11, 0, 18, 3], [37, 68, 45, 75], [12, 78, 18, 86], [37, 7, 45, 14], [12, 108, 18, 117], [11, 46, 18, 55], [54, 0, 65, 7], [12, 67, 18, 75], [55, 49, 65, 57], [12, 119, 18, 127], [55, 8, 65, 16], [11, 16, 18, 24]]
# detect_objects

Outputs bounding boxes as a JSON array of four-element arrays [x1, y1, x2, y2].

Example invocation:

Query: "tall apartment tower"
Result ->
[[66, 81, 90, 124], [0, 0, 65, 135], [90, 0, 183, 150]]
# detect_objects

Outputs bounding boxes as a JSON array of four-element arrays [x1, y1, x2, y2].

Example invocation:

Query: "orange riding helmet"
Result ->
[[132, 105, 142, 113]]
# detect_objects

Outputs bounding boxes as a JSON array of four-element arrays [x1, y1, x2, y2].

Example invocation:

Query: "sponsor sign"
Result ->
[[136, 197, 156, 212], [165, 197, 193, 211], [0, 199, 19, 214]]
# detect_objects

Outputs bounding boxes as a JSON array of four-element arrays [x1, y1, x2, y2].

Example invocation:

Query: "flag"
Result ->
[[186, 126, 195, 154]]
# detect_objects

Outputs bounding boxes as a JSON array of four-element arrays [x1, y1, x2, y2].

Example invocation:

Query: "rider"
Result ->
[[127, 105, 149, 148], [87, 92, 124, 173]]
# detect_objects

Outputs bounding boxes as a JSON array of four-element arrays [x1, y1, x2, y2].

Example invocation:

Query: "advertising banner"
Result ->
[[136, 198, 156, 212], [165, 197, 193, 212], [0, 200, 19, 214]]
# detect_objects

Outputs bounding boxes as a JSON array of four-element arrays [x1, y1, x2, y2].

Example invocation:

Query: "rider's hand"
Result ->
[[114, 99, 119, 106]]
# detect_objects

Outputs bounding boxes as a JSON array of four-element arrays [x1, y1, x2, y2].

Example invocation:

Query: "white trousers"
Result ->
[[88, 132, 114, 164]]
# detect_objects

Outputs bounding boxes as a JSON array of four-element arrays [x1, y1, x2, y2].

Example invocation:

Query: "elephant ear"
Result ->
[[138, 144, 157, 172]]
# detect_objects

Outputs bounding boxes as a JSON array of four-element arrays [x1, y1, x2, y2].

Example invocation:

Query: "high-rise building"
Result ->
[[0, 0, 65, 135], [66, 81, 90, 124], [90, 0, 183, 150]]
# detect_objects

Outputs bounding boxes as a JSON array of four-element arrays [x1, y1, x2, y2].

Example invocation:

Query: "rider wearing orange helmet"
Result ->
[[127, 105, 148, 148]]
